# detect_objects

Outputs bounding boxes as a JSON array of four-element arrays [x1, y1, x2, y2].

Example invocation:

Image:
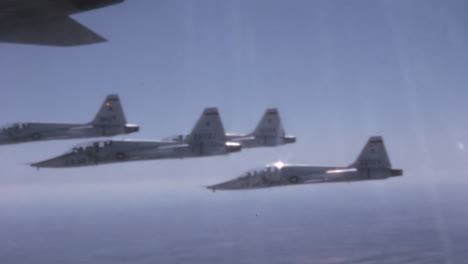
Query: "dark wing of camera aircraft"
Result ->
[[225, 108, 296, 148], [207, 136, 403, 191], [0, 94, 139, 145], [0, 0, 124, 46], [30, 107, 242, 168]]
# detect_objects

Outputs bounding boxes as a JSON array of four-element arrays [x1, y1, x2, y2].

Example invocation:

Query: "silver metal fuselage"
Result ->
[[225, 134, 296, 148], [208, 165, 403, 190], [0, 122, 138, 145], [31, 139, 241, 168]]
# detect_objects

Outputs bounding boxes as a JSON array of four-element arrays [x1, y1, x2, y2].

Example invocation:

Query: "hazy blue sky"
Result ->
[[1, 0, 467, 186], [0, 1, 467, 263]]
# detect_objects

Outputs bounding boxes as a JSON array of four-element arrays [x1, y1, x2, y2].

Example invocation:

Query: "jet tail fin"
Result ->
[[251, 108, 285, 138], [349, 136, 392, 169], [187, 108, 227, 145], [0, 17, 106, 46], [91, 94, 127, 126]]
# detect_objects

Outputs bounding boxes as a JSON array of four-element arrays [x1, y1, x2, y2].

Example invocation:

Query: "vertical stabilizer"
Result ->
[[251, 108, 285, 138], [350, 136, 392, 169], [188, 108, 227, 144], [91, 94, 127, 125]]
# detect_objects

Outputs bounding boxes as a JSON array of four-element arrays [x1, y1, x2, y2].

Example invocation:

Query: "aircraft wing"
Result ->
[[0, 16, 106, 46]]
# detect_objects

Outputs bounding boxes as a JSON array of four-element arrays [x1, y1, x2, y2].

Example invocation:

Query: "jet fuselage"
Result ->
[[0, 122, 138, 145], [207, 164, 403, 191], [208, 136, 403, 191], [31, 139, 242, 168]]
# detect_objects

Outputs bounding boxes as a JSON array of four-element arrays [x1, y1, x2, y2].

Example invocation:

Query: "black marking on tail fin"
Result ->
[[266, 109, 278, 114]]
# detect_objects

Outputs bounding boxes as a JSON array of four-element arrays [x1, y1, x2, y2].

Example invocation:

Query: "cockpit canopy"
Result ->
[[69, 140, 113, 154], [239, 161, 285, 179]]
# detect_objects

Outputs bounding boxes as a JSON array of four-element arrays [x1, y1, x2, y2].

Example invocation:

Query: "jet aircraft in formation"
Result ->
[[207, 136, 403, 191], [0, 0, 124, 46], [1, 2, 403, 190], [30, 107, 295, 168], [164, 108, 296, 148], [4, 95, 402, 190], [0, 94, 138, 145]]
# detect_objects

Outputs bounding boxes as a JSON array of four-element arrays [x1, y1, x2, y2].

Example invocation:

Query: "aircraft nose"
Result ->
[[207, 178, 250, 190], [206, 182, 233, 191], [30, 157, 66, 169]]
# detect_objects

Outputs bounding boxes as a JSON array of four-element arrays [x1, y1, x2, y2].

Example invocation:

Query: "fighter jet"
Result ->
[[207, 136, 403, 191], [31, 107, 242, 168], [0, 0, 124, 46], [0, 94, 139, 145], [226, 108, 296, 148]]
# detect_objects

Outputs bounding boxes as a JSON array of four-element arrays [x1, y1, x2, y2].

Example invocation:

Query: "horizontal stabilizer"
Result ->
[[0, 17, 106, 46]]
